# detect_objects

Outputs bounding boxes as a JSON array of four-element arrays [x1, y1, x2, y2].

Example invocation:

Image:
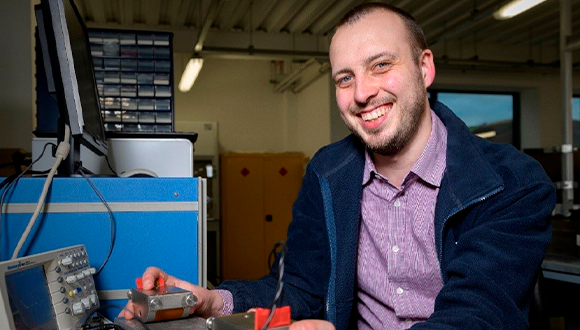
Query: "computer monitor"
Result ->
[[35, 0, 107, 175]]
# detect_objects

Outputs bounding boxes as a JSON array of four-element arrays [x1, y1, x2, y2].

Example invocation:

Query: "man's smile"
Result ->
[[360, 103, 393, 122]]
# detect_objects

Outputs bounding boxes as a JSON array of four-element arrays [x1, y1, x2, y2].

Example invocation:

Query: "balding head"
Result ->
[[333, 3, 427, 62]]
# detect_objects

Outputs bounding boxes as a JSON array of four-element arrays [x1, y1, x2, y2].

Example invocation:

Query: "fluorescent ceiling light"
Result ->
[[476, 131, 497, 139], [493, 0, 548, 20], [178, 57, 204, 92]]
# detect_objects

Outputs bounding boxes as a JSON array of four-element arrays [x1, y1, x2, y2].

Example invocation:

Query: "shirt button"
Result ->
[[394, 200, 401, 207], [405, 319, 413, 324], [392, 245, 400, 253], [396, 287, 404, 295]]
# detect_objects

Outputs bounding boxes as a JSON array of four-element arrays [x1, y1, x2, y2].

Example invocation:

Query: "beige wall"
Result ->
[[173, 53, 332, 159], [286, 69, 332, 159], [0, 1, 34, 151]]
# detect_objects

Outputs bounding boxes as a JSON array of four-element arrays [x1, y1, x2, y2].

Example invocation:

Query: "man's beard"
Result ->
[[345, 73, 427, 156]]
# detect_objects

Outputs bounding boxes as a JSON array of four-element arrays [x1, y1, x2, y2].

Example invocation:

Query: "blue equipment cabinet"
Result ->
[[0, 177, 207, 320]]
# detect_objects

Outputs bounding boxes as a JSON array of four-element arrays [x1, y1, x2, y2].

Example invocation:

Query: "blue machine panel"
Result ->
[[0, 177, 204, 319]]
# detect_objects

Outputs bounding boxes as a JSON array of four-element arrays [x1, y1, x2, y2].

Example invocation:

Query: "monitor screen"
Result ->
[[62, 0, 106, 151], [6, 266, 58, 330], [36, 0, 107, 163]]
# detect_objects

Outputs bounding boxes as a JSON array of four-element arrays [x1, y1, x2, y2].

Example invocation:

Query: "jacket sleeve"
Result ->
[[413, 166, 555, 329], [216, 162, 331, 320]]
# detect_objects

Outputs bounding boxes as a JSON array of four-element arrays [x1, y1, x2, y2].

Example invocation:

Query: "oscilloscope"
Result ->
[[0, 245, 99, 330]]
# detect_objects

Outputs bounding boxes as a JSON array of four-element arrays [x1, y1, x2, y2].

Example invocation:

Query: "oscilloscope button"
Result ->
[[61, 257, 73, 266], [65, 276, 76, 284], [81, 298, 90, 309], [72, 302, 83, 315]]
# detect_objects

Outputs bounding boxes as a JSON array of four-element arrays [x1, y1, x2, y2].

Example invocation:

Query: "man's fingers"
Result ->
[[122, 267, 224, 319], [142, 267, 161, 289], [119, 301, 136, 320], [141, 266, 172, 289]]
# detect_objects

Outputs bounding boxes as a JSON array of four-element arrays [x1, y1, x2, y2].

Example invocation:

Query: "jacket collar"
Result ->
[[318, 100, 504, 221], [430, 100, 504, 223]]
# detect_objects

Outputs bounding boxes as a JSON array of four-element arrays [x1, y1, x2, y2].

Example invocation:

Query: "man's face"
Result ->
[[329, 10, 430, 156]]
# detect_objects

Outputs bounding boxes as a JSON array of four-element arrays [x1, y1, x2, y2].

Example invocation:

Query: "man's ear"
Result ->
[[419, 49, 436, 88]]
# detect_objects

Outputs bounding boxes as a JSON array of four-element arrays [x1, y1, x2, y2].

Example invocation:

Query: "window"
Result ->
[[430, 90, 520, 148], [573, 97, 580, 147]]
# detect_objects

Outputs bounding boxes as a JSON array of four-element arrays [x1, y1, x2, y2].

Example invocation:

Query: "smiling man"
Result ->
[[122, 3, 555, 330], [330, 5, 435, 190]]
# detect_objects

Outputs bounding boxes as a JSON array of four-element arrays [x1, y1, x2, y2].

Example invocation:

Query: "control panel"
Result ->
[[0, 245, 100, 330]]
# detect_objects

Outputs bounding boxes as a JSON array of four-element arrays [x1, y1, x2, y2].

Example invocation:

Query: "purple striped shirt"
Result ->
[[357, 110, 447, 330], [217, 111, 448, 325]]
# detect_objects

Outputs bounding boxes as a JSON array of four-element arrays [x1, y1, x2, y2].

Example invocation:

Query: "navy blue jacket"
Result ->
[[218, 101, 556, 330]]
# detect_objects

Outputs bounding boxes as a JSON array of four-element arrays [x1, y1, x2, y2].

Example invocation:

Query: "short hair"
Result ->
[[334, 3, 428, 60]]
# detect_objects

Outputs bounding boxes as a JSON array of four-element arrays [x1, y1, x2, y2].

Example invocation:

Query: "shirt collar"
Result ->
[[362, 150, 375, 187], [362, 109, 448, 188]]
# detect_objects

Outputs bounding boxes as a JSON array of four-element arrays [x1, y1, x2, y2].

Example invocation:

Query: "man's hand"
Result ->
[[289, 320, 336, 330], [119, 266, 224, 319]]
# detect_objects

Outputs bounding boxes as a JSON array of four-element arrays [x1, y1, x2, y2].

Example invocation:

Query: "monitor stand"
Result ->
[[56, 116, 80, 176]]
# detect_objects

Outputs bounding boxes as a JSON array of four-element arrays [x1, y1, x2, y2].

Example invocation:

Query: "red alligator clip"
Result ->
[[254, 306, 291, 329]]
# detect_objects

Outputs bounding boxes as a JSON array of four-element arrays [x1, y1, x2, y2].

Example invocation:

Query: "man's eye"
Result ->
[[337, 76, 352, 85], [376, 62, 388, 69]]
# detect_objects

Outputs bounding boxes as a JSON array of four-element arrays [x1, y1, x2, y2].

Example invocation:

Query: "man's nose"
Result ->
[[353, 75, 379, 105]]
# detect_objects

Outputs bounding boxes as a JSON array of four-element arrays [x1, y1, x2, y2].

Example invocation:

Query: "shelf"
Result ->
[[90, 55, 171, 60], [88, 28, 174, 133]]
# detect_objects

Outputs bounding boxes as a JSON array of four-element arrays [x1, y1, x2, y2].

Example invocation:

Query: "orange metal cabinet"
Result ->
[[220, 153, 305, 280]]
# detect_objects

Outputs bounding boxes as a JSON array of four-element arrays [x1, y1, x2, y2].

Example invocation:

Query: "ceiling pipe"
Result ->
[[202, 46, 329, 61], [567, 35, 580, 52], [274, 58, 317, 93], [194, 0, 227, 52], [201, 46, 561, 70], [292, 62, 331, 93], [428, 0, 505, 45]]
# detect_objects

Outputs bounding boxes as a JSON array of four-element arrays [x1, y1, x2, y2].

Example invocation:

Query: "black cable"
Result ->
[[0, 142, 56, 217], [83, 325, 124, 330], [82, 304, 126, 329], [0, 142, 56, 261], [261, 241, 287, 330], [78, 169, 116, 275], [104, 155, 118, 177], [0, 170, 51, 192], [0, 173, 19, 192]]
